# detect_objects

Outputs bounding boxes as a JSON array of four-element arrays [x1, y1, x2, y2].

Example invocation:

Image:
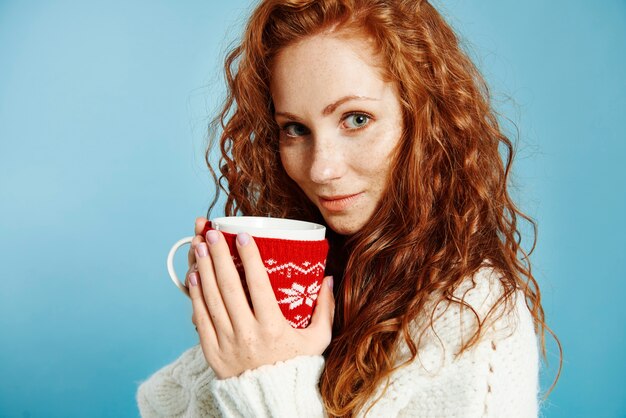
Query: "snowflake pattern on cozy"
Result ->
[[267, 259, 325, 328], [278, 281, 322, 309]]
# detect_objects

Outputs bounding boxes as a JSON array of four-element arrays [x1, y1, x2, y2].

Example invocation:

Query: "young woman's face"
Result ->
[[271, 34, 403, 235]]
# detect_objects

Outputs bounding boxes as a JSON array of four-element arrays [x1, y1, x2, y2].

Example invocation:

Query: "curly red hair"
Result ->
[[205, 0, 560, 416]]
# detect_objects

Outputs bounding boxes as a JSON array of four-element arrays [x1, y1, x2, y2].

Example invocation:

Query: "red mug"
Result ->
[[167, 217, 328, 328]]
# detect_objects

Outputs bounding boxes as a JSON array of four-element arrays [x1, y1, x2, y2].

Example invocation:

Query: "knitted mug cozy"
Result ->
[[201, 222, 329, 328]]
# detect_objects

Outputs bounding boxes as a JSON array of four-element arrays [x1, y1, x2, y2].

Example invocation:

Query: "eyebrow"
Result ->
[[322, 95, 379, 116], [274, 95, 379, 120]]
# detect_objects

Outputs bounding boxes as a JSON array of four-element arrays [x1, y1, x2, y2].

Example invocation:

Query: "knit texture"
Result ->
[[202, 223, 329, 328], [137, 266, 539, 417]]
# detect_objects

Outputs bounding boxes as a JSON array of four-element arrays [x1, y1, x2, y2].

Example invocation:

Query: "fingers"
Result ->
[[194, 241, 234, 334], [186, 235, 203, 285], [203, 230, 255, 329], [235, 233, 284, 324], [188, 218, 209, 272], [306, 276, 335, 347], [187, 270, 218, 348]]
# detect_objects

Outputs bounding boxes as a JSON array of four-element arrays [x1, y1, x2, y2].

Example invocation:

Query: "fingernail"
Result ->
[[189, 272, 198, 287], [206, 230, 219, 245], [236, 232, 250, 246], [327, 276, 334, 290], [195, 242, 208, 258]]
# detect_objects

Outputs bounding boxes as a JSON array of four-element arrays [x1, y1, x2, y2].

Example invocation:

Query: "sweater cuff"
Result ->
[[209, 355, 326, 418]]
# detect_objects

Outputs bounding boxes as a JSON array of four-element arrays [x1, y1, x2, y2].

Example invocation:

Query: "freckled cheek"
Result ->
[[279, 147, 307, 184], [356, 131, 400, 177], [353, 141, 399, 198]]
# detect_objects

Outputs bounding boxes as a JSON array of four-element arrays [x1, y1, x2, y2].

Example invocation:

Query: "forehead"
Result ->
[[269, 34, 390, 109]]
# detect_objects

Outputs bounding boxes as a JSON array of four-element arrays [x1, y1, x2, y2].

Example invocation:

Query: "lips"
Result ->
[[318, 193, 362, 212]]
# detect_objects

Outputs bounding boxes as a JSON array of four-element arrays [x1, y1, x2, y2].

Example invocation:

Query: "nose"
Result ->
[[308, 135, 346, 184]]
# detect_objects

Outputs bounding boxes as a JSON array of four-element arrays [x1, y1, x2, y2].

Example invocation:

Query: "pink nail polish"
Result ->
[[195, 242, 208, 258], [189, 272, 198, 287], [206, 230, 219, 245], [237, 232, 250, 246], [327, 276, 334, 290]]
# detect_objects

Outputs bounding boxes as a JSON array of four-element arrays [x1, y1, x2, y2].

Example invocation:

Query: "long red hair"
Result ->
[[205, 0, 560, 416]]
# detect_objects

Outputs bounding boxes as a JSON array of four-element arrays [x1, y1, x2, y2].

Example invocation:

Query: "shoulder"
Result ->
[[420, 265, 528, 354], [367, 266, 539, 417], [448, 265, 513, 319], [398, 267, 537, 374]]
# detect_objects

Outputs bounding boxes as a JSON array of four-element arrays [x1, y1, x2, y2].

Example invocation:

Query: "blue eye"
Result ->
[[283, 123, 310, 137], [344, 114, 370, 129]]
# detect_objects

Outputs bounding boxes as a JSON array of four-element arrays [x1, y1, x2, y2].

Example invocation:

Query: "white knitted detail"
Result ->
[[264, 260, 326, 276]]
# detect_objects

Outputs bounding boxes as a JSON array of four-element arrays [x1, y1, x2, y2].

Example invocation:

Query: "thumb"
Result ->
[[307, 276, 335, 336]]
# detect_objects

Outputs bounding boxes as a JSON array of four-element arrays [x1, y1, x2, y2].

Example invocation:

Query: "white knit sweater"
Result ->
[[137, 267, 539, 417]]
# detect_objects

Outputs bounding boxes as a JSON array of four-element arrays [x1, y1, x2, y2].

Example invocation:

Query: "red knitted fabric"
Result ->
[[201, 222, 329, 328]]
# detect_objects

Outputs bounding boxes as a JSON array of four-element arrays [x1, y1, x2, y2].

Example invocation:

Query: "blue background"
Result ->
[[0, 1, 624, 417]]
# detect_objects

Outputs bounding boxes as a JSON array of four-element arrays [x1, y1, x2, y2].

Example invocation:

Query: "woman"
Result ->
[[137, 0, 559, 416]]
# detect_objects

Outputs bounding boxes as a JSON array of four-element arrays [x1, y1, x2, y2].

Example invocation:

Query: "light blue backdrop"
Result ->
[[0, 1, 624, 417]]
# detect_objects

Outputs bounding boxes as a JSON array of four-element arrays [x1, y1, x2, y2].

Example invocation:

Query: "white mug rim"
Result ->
[[211, 216, 326, 241]]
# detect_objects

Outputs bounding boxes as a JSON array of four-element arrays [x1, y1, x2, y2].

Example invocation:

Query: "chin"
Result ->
[[323, 214, 368, 236]]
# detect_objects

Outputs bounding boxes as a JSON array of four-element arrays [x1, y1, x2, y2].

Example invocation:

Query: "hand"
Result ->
[[187, 228, 335, 379]]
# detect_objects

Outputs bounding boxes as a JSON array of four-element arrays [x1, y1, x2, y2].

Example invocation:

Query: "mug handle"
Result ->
[[166, 236, 194, 297]]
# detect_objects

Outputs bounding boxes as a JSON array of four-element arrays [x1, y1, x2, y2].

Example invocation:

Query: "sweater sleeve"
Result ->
[[362, 267, 540, 418], [209, 355, 326, 417], [137, 345, 219, 417], [136, 344, 326, 417]]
